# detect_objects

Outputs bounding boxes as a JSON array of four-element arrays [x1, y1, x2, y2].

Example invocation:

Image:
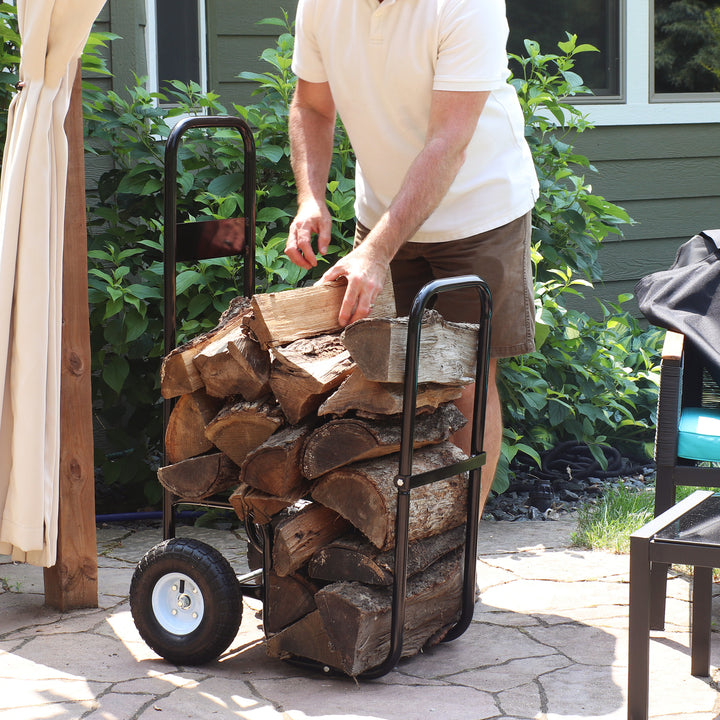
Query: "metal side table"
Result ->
[[628, 490, 719, 720]]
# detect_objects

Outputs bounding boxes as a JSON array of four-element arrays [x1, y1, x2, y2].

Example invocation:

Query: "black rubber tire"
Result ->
[[129, 538, 242, 665]]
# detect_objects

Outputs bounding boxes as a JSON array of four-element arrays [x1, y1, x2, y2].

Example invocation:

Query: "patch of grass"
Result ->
[[571, 484, 655, 553]]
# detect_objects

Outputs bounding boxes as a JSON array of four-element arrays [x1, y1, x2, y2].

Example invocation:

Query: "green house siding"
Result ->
[[572, 123, 720, 314], [207, 0, 298, 108]]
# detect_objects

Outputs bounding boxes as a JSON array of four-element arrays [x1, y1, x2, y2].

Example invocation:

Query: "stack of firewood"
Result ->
[[158, 279, 481, 676]]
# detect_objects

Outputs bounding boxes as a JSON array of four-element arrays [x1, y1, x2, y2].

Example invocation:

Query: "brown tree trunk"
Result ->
[[264, 570, 319, 634], [311, 441, 468, 550], [240, 421, 315, 497], [164, 390, 223, 464], [157, 452, 239, 502], [272, 502, 351, 577], [340, 309, 478, 384], [269, 335, 354, 423], [302, 403, 466, 479], [244, 279, 396, 349], [160, 296, 251, 398], [308, 524, 466, 585], [192, 324, 270, 400], [312, 551, 463, 676], [204, 397, 284, 466], [318, 367, 463, 418]]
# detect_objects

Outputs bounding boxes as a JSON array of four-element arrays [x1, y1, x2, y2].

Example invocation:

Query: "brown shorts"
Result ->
[[354, 212, 535, 358]]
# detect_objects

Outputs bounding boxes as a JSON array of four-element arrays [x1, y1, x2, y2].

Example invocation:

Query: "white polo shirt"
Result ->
[[291, 0, 539, 242]]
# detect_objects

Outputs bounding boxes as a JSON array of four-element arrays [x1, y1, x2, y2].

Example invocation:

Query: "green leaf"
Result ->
[[175, 270, 204, 295], [257, 206, 291, 223], [102, 355, 129, 394]]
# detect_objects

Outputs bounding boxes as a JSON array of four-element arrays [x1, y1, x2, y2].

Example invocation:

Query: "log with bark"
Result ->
[[244, 279, 396, 349], [269, 335, 355, 424], [164, 390, 224, 464], [240, 421, 315, 498], [228, 483, 295, 525], [203, 396, 284, 466], [317, 367, 464, 418], [264, 570, 320, 634], [193, 323, 270, 400], [340, 309, 479, 384], [301, 402, 466, 479], [272, 502, 352, 577], [311, 441, 468, 551], [308, 524, 466, 586], [157, 452, 239, 502], [273, 551, 463, 676], [265, 610, 345, 669], [160, 296, 251, 399]]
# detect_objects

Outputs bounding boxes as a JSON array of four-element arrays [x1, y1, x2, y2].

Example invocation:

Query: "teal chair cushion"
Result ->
[[678, 407, 720, 462]]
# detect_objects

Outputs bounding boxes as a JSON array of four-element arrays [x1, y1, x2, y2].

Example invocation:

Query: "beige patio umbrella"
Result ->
[[0, 0, 106, 566]]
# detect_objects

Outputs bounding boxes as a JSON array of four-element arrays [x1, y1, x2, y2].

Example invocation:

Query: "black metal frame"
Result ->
[[159, 116, 492, 675], [628, 489, 718, 720], [160, 115, 265, 603], [360, 275, 492, 678]]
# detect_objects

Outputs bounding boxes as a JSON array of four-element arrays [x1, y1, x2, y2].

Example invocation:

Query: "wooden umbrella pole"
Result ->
[[43, 66, 98, 610]]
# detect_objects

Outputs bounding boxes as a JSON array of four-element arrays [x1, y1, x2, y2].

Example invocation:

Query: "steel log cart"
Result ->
[[128, 116, 493, 677]]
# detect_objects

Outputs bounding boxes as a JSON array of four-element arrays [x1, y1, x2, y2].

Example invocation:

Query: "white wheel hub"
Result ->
[[151, 572, 205, 635]]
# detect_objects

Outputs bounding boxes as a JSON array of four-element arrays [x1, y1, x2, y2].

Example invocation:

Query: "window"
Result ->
[[506, 0, 720, 126], [654, 0, 720, 96], [145, 0, 207, 103], [507, 0, 622, 99]]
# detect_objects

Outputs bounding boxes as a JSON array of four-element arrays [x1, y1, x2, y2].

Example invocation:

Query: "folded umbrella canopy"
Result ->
[[0, 0, 106, 566]]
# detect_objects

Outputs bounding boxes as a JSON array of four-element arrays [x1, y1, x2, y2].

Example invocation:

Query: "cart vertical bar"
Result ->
[[362, 275, 491, 678], [161, 116, 257, 541]]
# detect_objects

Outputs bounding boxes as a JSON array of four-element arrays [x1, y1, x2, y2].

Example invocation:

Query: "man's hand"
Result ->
[[286, 199, 332, 269], [319, 238, 389, 326]]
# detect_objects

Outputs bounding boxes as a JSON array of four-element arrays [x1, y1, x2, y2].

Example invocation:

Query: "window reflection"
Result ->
[[506, 0, 621, 97], [654, 0, 720, 94]]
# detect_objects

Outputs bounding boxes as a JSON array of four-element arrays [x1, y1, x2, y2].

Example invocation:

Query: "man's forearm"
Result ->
[[289, 103, 335, 206], [366, 135, 467, 264]]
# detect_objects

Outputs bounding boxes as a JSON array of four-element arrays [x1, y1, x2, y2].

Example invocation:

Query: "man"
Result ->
[[284, 0, 539, 510]]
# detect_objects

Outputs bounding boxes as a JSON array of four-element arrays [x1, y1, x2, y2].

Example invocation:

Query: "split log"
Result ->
[[244, 279, 396, 349], [272, 503, 351, 577], [193, 323, 270, 400], [160, 296, 251, 398], [311, 441, 468, 551], [313, 551, 463, 676], [164, 390, 224, 464], [269, 335, 355, 424], [340, 309, 478, 384], [265, 610, 345, 669], [157, 452, 239, 502], [318, 367, 464, 418], [240, 422, 315, 497], [204, 397, 284, 466], [228, 483, 295, 525], [308, 524, 466, 586], [264, 570, 319, 634], [301, 402, 466, 479]]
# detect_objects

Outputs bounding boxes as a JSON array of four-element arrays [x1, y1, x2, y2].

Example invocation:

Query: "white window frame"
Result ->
[[583, 0, 720, 126], [144, 0, 208, 100]]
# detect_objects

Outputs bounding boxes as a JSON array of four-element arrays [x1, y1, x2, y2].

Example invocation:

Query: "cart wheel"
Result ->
[[129, 538, 242, 665]]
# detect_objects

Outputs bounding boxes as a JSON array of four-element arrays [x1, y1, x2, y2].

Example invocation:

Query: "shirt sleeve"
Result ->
[[434, 0, 511, 91], [291, 0, 328, 83]]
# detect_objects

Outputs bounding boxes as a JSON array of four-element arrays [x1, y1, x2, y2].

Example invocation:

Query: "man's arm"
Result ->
[[285, 78, 337, 269], [323, 89, 490, 325]]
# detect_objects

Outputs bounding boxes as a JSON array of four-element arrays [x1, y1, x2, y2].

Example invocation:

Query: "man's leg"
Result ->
[[450, 358, 500, 517]]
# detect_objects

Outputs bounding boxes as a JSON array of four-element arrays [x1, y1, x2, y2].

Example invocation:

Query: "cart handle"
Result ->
[[163, 115, 257, 358]]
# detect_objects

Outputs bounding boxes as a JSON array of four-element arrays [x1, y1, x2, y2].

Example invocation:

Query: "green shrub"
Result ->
[[495, 37, 663, 492], [0, 5, 663, 509]]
